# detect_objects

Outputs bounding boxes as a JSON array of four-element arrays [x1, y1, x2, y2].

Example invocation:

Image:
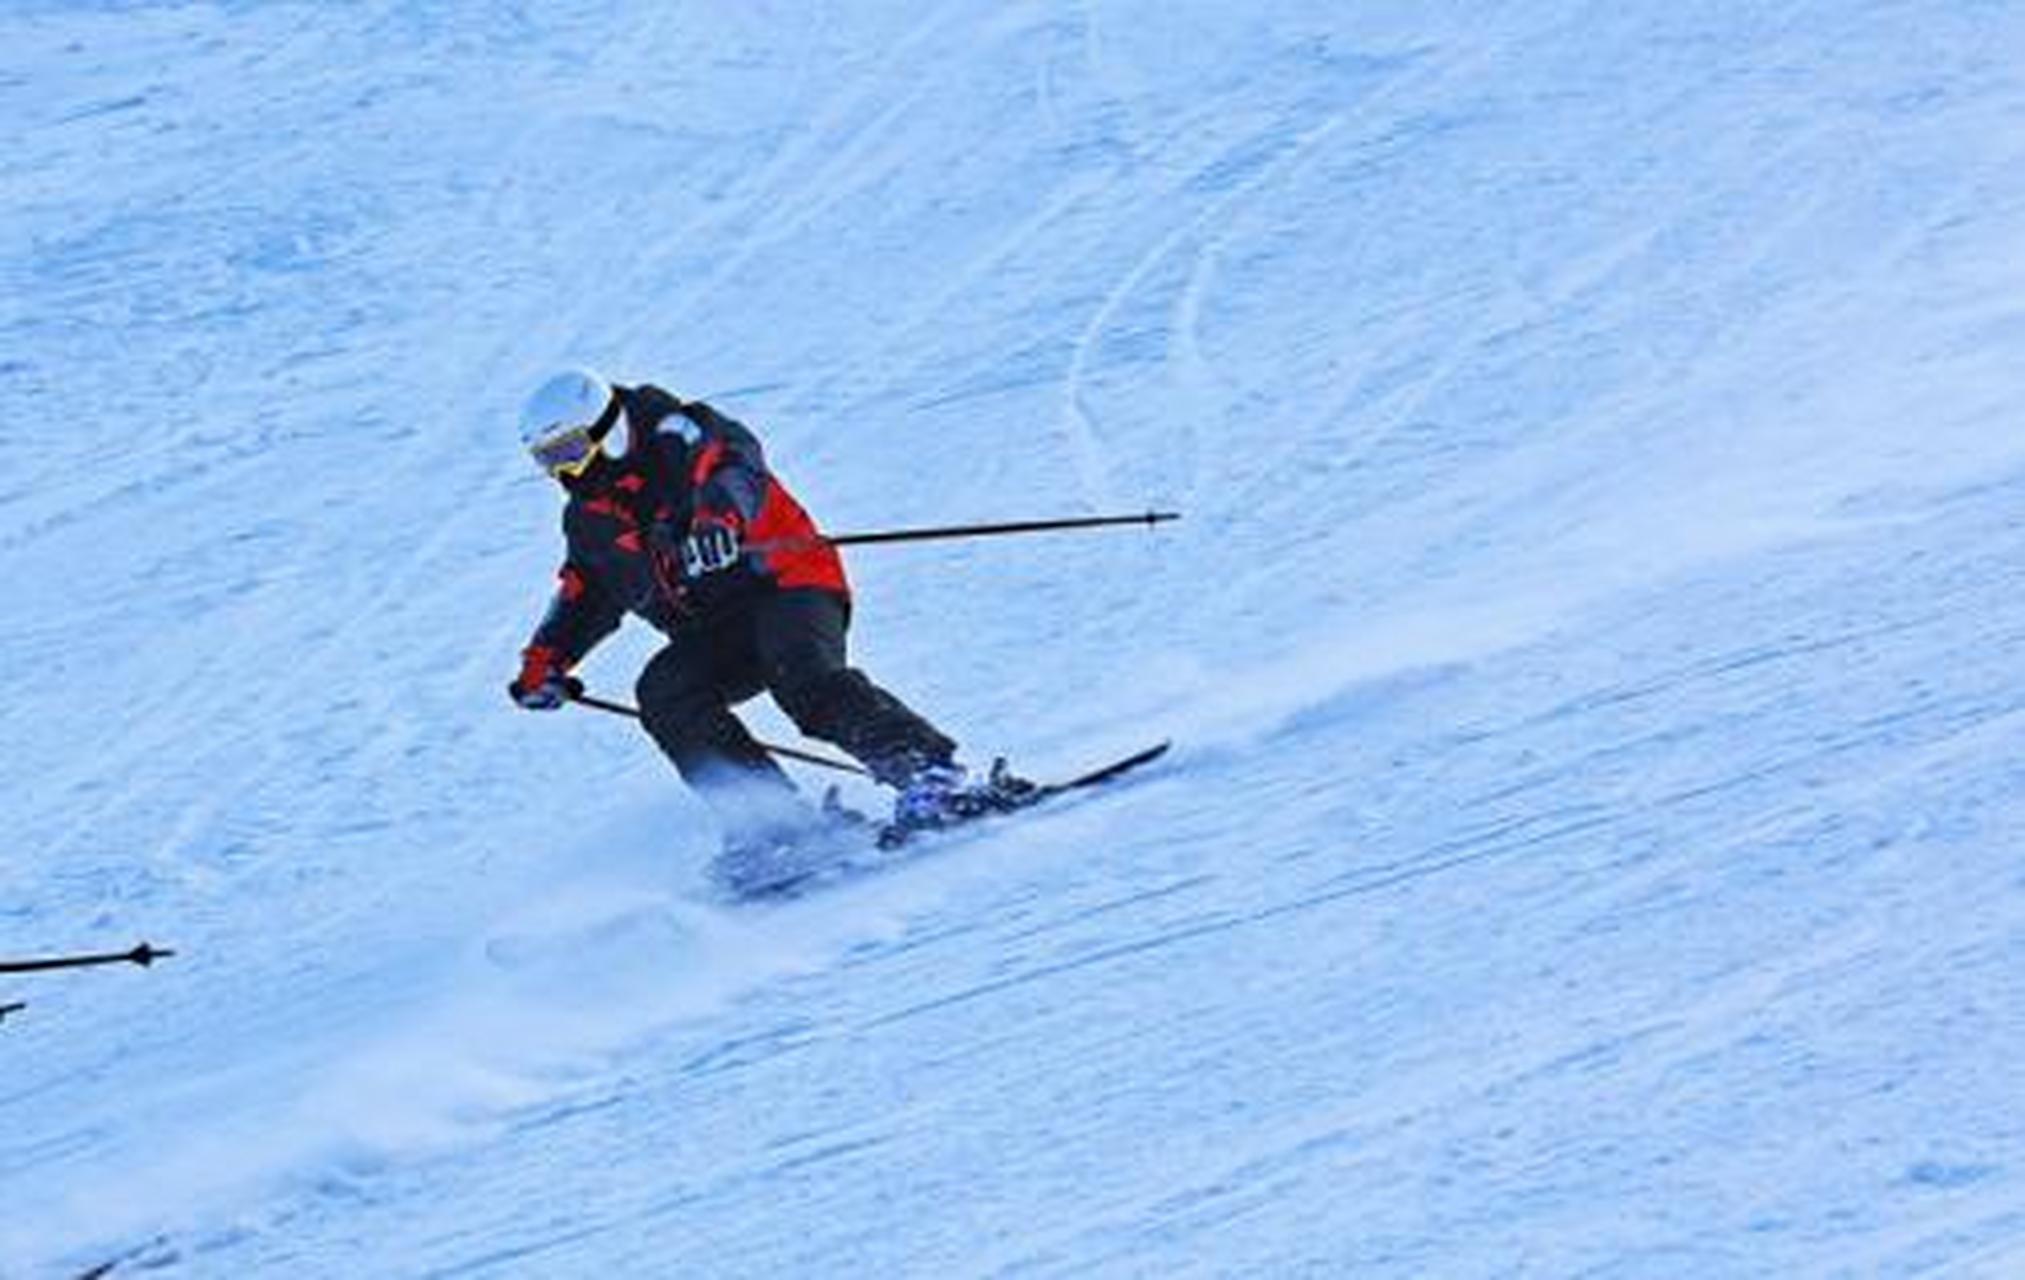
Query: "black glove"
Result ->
[[508, 647, 583, 711], [681, 518, 742, 577]]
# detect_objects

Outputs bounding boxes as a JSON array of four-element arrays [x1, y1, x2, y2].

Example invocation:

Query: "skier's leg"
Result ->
[[755, 589, 958, 787], [635, 620, 808, 839]]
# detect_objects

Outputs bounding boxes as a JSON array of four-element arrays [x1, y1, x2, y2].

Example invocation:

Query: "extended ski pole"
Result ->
[[751, 509, 1180, 555], [568, 691, 872, 778], [0, 942, 175, 976]]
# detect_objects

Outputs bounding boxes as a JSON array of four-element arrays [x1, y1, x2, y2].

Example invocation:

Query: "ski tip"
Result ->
[[1060, 739, 1173, 790], [1113, 740, 1173, 769]]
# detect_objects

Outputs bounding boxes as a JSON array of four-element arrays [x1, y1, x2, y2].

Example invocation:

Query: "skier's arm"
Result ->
[[678, 400, 769, 531], [526, 559, 623, 673], [514, 507, 625, 707]]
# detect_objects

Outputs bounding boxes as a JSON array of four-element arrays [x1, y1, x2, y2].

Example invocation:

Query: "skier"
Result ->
[[508, 368, 999, 885]]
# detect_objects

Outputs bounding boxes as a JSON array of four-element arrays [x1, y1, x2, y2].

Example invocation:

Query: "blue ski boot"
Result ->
[[881, 758, 1038, 848]]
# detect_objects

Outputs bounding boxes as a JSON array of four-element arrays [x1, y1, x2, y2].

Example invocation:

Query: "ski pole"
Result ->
[[0, 1000, 23, 1023], [0, 942, 175, 976], [751, 509, 1181, 555], [568, 691, 872, 778]]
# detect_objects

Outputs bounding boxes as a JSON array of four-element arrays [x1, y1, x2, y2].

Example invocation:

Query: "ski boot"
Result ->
[[880, 758, 1038, 849]]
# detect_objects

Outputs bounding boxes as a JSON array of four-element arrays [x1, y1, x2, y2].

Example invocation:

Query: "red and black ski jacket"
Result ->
[[524, 385, 847, 673]]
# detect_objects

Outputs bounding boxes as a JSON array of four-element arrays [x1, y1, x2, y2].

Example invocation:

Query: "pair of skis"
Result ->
[[737, 740, 1172, 900]]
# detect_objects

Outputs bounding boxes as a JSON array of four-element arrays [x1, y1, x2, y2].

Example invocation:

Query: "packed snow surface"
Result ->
[[6, 2, 2025, 1276]]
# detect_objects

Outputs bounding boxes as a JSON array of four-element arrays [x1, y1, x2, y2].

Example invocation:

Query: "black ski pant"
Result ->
[[635, 589, 956, 830]]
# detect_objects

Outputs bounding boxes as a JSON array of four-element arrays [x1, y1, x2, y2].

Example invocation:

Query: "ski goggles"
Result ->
[[528, 394, 623, 478], [528, 423, 601, 477]]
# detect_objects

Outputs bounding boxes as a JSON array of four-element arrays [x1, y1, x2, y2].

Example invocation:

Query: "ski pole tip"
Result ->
[[130, 943, 175, 967]]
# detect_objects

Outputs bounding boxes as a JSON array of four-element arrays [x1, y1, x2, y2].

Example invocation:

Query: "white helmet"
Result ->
[[519, 368, 624, 477]]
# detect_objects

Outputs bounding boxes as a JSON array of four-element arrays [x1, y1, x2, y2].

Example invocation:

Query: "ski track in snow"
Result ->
[[7, 1, 2025, 1276]]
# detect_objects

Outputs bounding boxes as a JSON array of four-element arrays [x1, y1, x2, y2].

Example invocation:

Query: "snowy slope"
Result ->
[[6, 1, 2025, 1275]]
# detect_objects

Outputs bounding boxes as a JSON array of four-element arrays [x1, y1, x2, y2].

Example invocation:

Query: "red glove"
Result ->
[[508, 646, 582, 711]]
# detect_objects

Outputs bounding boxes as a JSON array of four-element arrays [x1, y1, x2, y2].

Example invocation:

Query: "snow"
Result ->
[[5, 1, 2025, 1275]]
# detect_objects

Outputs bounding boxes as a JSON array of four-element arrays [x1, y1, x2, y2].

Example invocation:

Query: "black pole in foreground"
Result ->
[[0, 1001, 23, 1022], [569, 692, 872, 777], [0, 942, 176, 976]]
